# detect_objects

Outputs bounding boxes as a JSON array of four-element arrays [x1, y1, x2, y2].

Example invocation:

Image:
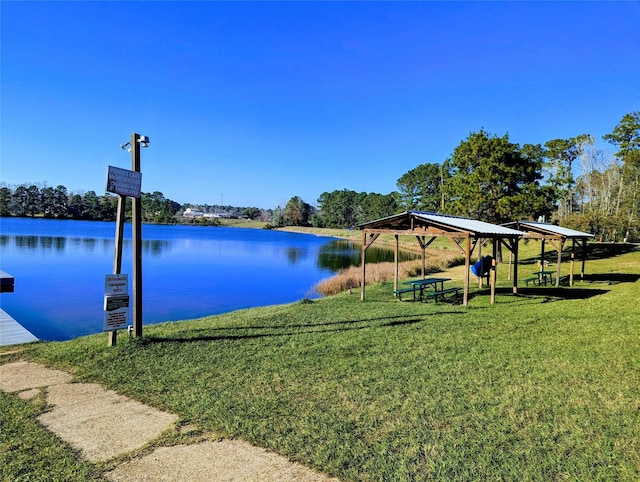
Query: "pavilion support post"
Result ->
[[463, 235, 471, 306], [414, 235, 428, 279], [394, 235, 399, 293], [477, 242, 483, 288], [490, 240, 497, 305], [360, 231, 367, 301], [420, 237, 426, 278], [360, 232, 380, 301], [555, 238, 563, 287], [540, 239, 546, 272], [570, 252, 575, 286], [569, 239, 576, 286], [512, 237, 519, 293], [581, 239, 588, 279]]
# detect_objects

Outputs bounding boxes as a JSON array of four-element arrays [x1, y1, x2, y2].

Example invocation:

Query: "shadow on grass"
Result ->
[[519, 242, 639, 265], [143, 312, 466, 344], [581, 273, 640, 284], [469, 286, 609, 303]]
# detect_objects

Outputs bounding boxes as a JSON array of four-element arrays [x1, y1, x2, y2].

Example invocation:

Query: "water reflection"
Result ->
[[144, 240, 171, 256], [2, 233, 412, 270], [286, 247, 308, 264], [2, 234, 169, 256], [317, 239, 418, 271]]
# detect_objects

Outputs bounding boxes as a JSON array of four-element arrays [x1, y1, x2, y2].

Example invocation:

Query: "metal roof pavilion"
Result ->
[[503, 221, 594, 286], [358, 211, 527, 305]]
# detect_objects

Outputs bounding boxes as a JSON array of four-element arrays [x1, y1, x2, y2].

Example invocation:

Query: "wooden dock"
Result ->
[[0, 308, 38, 346], [0, 270, 38, 346]]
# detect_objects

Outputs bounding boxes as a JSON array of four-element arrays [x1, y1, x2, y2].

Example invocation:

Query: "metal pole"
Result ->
[[131, 133, 143, 338]]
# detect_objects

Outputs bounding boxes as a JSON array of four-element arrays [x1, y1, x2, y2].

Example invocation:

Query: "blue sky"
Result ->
[[2, 1, 639, 209]]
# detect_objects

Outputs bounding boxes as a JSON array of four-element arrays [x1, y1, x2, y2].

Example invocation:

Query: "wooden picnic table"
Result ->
[[524, 270, 555, 286], [395, 277, 455, 302]]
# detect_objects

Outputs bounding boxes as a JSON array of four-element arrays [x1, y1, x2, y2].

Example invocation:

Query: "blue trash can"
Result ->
[[471, 256, 492, 277]]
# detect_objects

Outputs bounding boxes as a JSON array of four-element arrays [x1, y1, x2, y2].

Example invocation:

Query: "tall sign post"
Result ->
[[107, 193, 127, 346], [131, 133, 144, 339], [105, 133, 147, 346]]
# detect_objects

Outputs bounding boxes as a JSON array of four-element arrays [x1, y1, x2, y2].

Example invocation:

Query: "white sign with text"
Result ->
[[104, 274, 130, 331]]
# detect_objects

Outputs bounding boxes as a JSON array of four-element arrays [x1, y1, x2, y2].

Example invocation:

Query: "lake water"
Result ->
[[0, 218, 409, 341]]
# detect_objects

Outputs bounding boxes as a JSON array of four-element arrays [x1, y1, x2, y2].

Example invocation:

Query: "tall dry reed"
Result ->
[[314, 250, 465, 296]]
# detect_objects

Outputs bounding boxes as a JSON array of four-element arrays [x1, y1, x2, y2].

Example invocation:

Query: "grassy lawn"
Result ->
[[2, 244, 639, 481]]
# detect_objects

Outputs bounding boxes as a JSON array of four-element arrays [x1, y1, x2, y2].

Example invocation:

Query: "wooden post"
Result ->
[[463, 235, 471, 306], [421, 237, 426, 278], [512, 237, 519, 294], [131, 133, 143, 339], [570, 251, 575, 286], [477, 242, 483, 287], [113, 195, 126, 273], [109, 195, 126, 347], [360, 231, 366, 301], [394, 235, 399, 294], [569, 239, 576, 286], [580, 238, 588, 279], [555, 238, 563, 287], [490, 241, 497, 305]]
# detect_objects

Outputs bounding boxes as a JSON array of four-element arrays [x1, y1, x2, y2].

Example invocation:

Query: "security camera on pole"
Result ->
[[105, 133, 148, 346]]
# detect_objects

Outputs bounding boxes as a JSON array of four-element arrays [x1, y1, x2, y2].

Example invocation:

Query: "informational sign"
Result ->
[[104, 274, 129, 331], [106, 165, 142, 198]]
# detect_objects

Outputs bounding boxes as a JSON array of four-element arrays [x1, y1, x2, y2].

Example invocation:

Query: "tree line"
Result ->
[[0, 184, 269, 225], [3, 112, 638, 241], [0, 185, 183, 224], [277, 112, 639, 242]]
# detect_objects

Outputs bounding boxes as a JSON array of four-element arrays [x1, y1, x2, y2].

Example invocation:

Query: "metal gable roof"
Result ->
[[411, 211, 525, 237], [515, 221, 594, 239], [358, 211, 526, 237]]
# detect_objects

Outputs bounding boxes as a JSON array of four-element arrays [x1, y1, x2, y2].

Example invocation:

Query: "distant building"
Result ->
[[183, 208, 232, 219], [183, 208, 205, 218]]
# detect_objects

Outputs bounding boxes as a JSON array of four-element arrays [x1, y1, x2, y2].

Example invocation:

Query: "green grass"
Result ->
[[0, 389, 103, 481], [2, 245, 640, 481]]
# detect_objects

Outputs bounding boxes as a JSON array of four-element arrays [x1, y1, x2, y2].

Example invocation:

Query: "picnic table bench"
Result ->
[[393, 287, 417, 301], [395, 277, 456, 303], [423, 287, 462, 303], [524, 275, 539, 286], [524, 270, 555, 286]]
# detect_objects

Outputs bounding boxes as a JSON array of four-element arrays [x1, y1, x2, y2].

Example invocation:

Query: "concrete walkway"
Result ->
[[0, 361, 339, 481]]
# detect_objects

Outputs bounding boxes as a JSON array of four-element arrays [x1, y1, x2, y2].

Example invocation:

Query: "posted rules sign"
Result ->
[[104, 274, 129, 331], [106, 165, 142, 198]]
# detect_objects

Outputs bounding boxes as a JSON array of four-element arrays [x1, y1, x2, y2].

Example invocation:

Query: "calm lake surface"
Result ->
[[0, 218, 409, 341]]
